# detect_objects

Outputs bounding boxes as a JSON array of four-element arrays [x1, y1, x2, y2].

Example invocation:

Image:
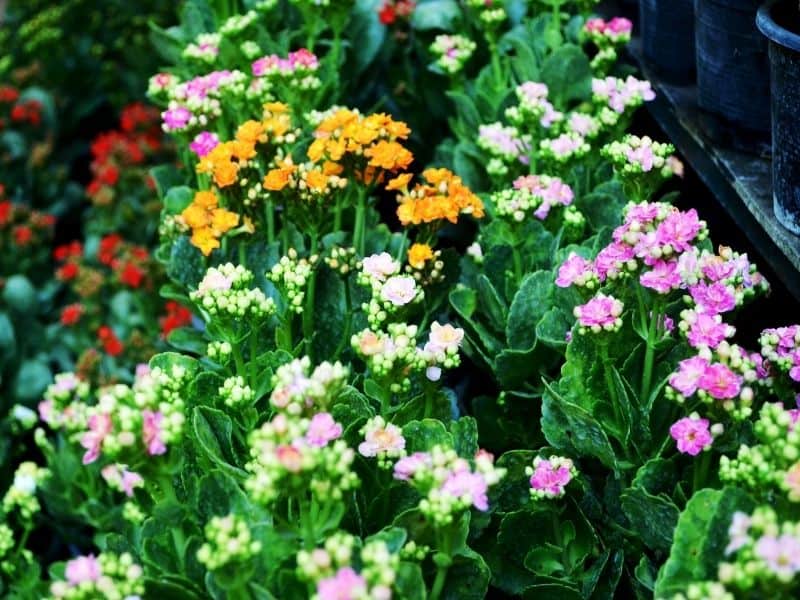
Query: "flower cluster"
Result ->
[[269, 357, 348, 416], [505, 82, 563, 131], [2, 461, 49, 520], [393, 446, 505, 524], [527, 455, 577, 500], [719, 402, 800, 500], [430, 34, 476, 75], [670, 413, 723, 456], [252, 48, 320, 93], [0, 197, 54, 268], [49, 552, 144, 599], [592, 76, 656, 116], [245, 412, 358, 505], [358, 416, 406, 467], [297, 532, 402, 600], [197, 513, 262, 571], [378, 0, 416, 27], [190, 264, 275, 322], [180, 190, 240, 255], [390, 168, 484, 228], [492, 174, 575, 222], [584, 17, 633, 74], [478, 122, 530, 166], [574, 293, 624, 334], [268, 249, 318, 313]]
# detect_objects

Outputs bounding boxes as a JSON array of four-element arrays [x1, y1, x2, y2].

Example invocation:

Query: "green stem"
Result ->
[[333, 197, 342, 233], [249, 326, 259, 390], [266, 199, 275, 245], [231, 340, 247, 379], [600, 343, 624, 440], [353, 193, 366, 255], [430, 529, 452, 600], [303, 235, 319, 360], [640, 299, 661, 405], [692, 451, 712, 492]]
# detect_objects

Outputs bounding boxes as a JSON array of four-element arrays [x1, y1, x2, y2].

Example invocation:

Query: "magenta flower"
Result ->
[[304, 413, 343, 447], [317, 567, 367, 600], [669, 356, 710, 396], [625, 145, 655, 171], [440, 470, 489, 511], [80, 414, 113, 465], [189, 131, 219, 157], [625, 202, 661, 226], [529, 457, 574, 498], [574, 293, 623, 331], [686, 313, 731, 349], [142, 410, 167, 456], [754, 534, 800, 577], [594, 242, 635, 280], [698, 363, 742, 399], [640, 259, 681, 293], [393, 452, 431, 481], [162, 106, 192, 131], [556, 253, 594, 287], [607, 17, 633, 35], [669, 416, 713, 455], [65, 554, 102, 585], [655, 209, 702, 253], [689, 281, 736, 314]]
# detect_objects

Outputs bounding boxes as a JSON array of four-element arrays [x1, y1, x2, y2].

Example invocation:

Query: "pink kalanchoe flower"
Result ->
[[625, 202, 661, 226], [585, 18, 606, 33], [162, 106, 192, 131], [669, 356, 710, 396], [640, 259, 681, 294], [276, 445, 303, 472], [65, 554, 102, 585], [686, 312, 732, 349], [142, 410, 167, 456], [574, 293, 624, 330], [80, 414, 113, 465], [725, 512, 752, 555], [607, 17, 633, 35], [546, 133, 585, 157], [189, 131, 219, 158], [380, 275, 417, 306], [594, 242, 636, 280], [626, 145, 655, 172], [317, 567, 367, 600], [669, 415, 713, 455], [754, 534, 800, 577], [362, 252, 398, 281], [358, 419, 405, 457], [440, 470, 489, 511], [698, 363, 742, 399], [699, 255, 737, 283], [304, 413, 343, 448], [393, 452, 431, 481], [529, 457, 574, 498], [556, 253, 594, 288], [655, 209, 703, 253], [689, 281, 736, 315]]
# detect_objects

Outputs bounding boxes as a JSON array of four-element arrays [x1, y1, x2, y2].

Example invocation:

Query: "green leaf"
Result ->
[[181, 0, 216, 38], [506, 271, 554, 350], [347, 0, 386, 76], [2, 275, 36, 312], [403, 419, 453, 452], [167, 237, 206, 289], [536, 307, 571, 350], [541, 383, 617, 469], [654, 488, 755, 597], [197, 471, 251, 521], [192, 406, 246, 478], [395, 562, 426, 600], [0, 311, 17, 358], [312, 267, 346, 361], [476, 274, 507, 334], [620, 487, 680, 552], [451, 416, 478, 457], [522, 582, 582, 600], [13, 360, 51, 403], [540, 44, 592, 106], [443, 548, 490, 600], [164, 186, 194, 214], [167, 327, 206, 355], [446, 92, 481, 133], [411, 0, 461, 31], [148, 23, 186, 64]]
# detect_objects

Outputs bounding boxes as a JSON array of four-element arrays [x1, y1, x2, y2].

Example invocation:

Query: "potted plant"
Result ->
[[757, 0, 800, 234], [640, 0, 696, 83], [695, 0, 771, 153]]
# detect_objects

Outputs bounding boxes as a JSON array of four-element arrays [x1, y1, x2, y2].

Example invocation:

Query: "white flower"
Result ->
[[380, 276, 418, 307], [358, 417, 406, 457], [362, 252, 400, 281], [425, 322, 464, 354], [198, 270, 233, 293], [426, 366, 442, 381]]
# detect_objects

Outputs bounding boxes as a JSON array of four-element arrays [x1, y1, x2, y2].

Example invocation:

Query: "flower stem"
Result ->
[[640, 299, 661, 404], [353, 193, 366, 256], [266, 199, 275, 244], [303, 235, 319, 360]]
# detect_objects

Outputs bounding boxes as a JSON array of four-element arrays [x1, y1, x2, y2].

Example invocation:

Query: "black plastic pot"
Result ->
[[757, 0, 800, 234], [640, 0, 696, 83], [695, 0, 771, 153]]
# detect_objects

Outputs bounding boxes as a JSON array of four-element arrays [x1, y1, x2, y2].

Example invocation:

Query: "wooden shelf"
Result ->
[[627, 40, 800, 300]]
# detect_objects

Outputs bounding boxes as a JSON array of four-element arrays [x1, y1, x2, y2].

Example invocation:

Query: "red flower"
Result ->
[[98, 234, 122, 265], [98, 165, 119, 186], [159, 301, 193, 338], [0, 86, 19, 103], [119, 262, 145, 288], [13, 225, 32, 245], [54, 241, 82, 262], [0, 202, 12, 226], [57, 262, 79, 281], [10, 105, 26, 122], [97, 326, 124, 356], [60, 303, 83, 326], [379, 3, 396, 24]]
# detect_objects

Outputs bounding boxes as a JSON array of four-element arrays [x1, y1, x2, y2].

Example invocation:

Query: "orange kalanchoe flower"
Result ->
[[394, 168, 484, 227], [263, 160, 298, 191], [408, 243, 434, 269], [180, 190, 240, 256], [364, 140, 414, 172]]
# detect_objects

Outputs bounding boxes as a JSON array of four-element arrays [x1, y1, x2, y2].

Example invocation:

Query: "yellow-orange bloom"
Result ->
[[180, 190, 240, 256], [364, 140, 414, 171], [386, 173, 413, 191], [263, 163, 296, 191], [236, 120, 266, 145], [305, 169, 329, 191], [213, 160, 239, 188], [394, 168, 484, 227], [408, 243, 434, 269]]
